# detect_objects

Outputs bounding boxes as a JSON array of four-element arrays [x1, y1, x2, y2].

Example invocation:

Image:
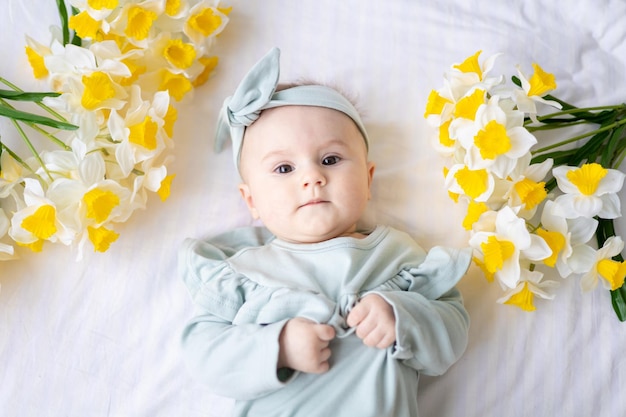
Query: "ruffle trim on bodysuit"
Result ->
[[181, 229, 471, 338]]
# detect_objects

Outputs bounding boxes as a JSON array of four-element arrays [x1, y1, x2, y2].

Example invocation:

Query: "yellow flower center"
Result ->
[[566, 163, 608, 196], [165, 0, 181, 16], [129, 116, 158, 150], [454, 50, 483, 80], [88, 0, 118, 10], [192, 56, 219, 87], [453, 89, 485, 120], [83, 188, 120, 223], [438, 120, 454, 147], [160, 70, 192, 101], [69, 11, 101, 40], [536, 228, 565, 268], [18, 239, 45, 252], [514, 178, 547, 210], [463, 200, 488, 230], [473, 256, 495, 282], [25, 46, 48, 79], [125, 6, 157, 41], [88, 226, 120, 252], [81, 71, 116, 110], [474, 120, 511, 160], [527, 63, 557, 97], [163, 39, 196, 69], [21, 205, 57, 240], [597, 259, 626, 291], [157, 174, 176, 201], [120, 58, 146, 86], [163, 105, 178, 138], [424, 90, 452, 118], [188, 8, 223, 37], [504, 282, 536, 311], [481, 235, 515, 274], [454, 166, 489, 199]]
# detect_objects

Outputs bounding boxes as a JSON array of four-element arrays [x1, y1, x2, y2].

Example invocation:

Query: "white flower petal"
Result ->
[[567, 244, 598, 275], [567, 216, 598, 245], [598, 193, 622, 219], [497, 251, 521, 288], [522, 234, 553, 261], [596, 168, 626, 195]]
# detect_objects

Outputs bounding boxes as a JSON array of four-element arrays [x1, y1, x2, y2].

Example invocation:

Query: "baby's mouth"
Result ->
[[299, 199, 329, 208]]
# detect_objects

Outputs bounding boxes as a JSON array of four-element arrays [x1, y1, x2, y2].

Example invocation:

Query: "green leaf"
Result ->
[[56, 0, 70, 46], [0, 89, 61, 101], [0, 106, 78, 130], [571, 129, 611, 165], [601, 123, 626, 168], [611, 286, 626, 322]]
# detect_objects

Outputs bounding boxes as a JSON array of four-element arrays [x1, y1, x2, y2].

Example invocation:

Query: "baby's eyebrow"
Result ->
[[260, 149, 292, 164]]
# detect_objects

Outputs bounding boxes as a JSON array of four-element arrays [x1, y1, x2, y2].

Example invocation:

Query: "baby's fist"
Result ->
[[347, 294, 396, 349]]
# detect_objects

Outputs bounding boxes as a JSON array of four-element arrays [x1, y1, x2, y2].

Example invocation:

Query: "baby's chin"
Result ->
[[272, 225, 359, 244]]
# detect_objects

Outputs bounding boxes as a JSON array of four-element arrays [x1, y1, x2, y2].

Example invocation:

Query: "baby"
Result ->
[[180, 47, 471, 417]]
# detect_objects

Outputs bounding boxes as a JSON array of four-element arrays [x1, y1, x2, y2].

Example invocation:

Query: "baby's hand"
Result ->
[[346, 294, 396, 349], [278, 317, 335, 374]]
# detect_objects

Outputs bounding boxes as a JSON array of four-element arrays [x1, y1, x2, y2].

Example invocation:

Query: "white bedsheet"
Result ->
[[1, 1, 625, 416]]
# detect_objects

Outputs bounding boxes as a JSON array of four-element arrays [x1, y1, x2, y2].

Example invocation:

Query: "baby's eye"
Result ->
[[322, 155, 341, 166], [274, 164, 294, 174]]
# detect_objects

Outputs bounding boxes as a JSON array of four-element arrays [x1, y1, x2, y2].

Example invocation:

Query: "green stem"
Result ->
[[532, 118, 626, 155], [526, 120, 588, 132], [29, 124, 72, 150], [534, 105, 625, 122], [10, 119, 53, 181]]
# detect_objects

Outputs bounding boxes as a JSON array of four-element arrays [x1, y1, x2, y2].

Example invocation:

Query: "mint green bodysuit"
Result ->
[[180, 225, 471, 417]]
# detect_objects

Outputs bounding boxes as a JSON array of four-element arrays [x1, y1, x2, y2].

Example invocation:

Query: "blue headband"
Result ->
[[214, 47, 369, 170]]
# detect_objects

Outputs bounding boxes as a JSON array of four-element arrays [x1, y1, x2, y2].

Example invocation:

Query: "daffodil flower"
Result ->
[[504, 156, 553, 218], [9, 179, 73, 249], [513, 63, 562, 121], [108, 1, 163, 48], [446, 50, 504, 102], [469, 206, 552, 288], [497, 267, 559, 311], [455, 96, 538, 179], [552, 163, 625, 219], [445, 163, 496, 202], [108, 86, 172, 177], [426, 52, 503, 129], [24, 35, 52, 79], [538, 200, 597, 278], [581, 236, 626, 292], [184, 0, 230, 46]]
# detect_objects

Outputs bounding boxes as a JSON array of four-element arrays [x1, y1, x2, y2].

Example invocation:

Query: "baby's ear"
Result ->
[[238, 183, 260, 219], [367, 161, 376, 198]]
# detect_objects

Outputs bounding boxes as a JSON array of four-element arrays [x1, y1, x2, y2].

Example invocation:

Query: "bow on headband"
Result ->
[[214, 47, 369, 171]]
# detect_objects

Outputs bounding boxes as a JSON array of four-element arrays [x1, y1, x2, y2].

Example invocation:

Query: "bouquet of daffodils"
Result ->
[[425, 51, 626, 320], [0, 0, 230, 261]]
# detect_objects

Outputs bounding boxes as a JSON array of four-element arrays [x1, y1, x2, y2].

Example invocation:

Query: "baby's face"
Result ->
[[238, 105, 375, 244]]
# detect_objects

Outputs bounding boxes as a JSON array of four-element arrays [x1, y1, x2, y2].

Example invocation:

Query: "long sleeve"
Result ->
[[181, 313, 289, 400], [368, 245, 472, 376], [377, 287, 469, 376], [179, 228, 292, 400]]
